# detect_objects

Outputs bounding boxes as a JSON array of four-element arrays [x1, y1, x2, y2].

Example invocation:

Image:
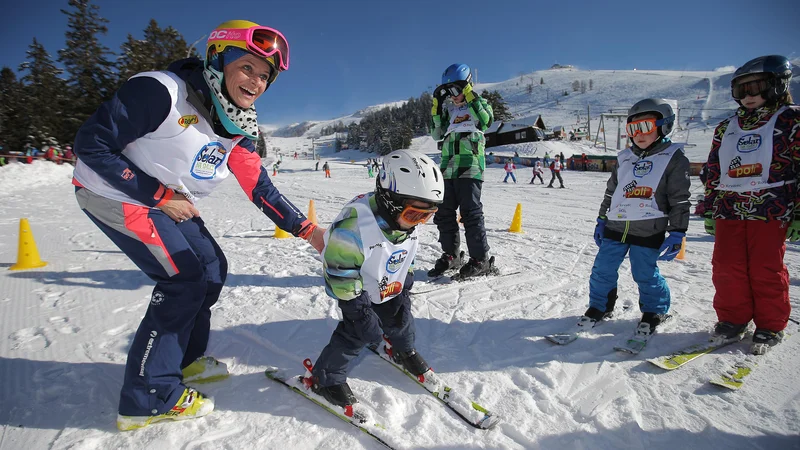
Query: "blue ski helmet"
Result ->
[[442, 64, 472, 85]]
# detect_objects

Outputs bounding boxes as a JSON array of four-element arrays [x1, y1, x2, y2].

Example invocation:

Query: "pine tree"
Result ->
[[540, 77, 544, 85], [580, 80, 587, 94], [0, 67, 29, 151], [571, 80, 580, 92], [481, 90, 513, 121], [19, 39, 70, 147], [589, 79, 593, 90], [58, 0, 116, 138], [117, 19, 194, 84]]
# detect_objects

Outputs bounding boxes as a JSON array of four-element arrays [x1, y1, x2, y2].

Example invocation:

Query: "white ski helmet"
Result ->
[[376, 149, 444, 223]]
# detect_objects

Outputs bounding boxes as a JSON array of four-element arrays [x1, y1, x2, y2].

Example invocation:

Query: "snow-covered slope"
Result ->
[[1, 153, 798, 450], [263, 61, 800, 162]]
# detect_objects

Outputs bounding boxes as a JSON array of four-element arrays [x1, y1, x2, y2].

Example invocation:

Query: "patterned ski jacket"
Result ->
[[703, 103, 800, 221], [430, 95, 493, 180]]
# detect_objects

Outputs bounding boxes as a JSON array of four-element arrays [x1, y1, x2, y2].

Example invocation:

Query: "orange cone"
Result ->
[[10, 218, 47, 270], [508, 203, 523, 233], [307, 200, 318, 225], [675, 237, 687, 260]]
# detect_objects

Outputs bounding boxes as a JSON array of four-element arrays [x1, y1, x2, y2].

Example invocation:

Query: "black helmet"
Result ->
[[731, 55, 792, 102]]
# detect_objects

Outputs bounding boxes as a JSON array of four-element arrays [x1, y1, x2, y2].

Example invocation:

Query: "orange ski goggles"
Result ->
[[399, 202, 438, 225]]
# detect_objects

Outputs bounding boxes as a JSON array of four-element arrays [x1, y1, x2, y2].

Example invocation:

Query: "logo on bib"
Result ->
[[633, 160, 653, 178], [386, 249, 408, 273], [191, 142, 228, 180], [727, 155, 762, 178], [453, 114, 472, 124], [380, 281, 403, 300], [736, 134, 761, 153], [178, 115, 199, 128], [623, 180, 653, 199]]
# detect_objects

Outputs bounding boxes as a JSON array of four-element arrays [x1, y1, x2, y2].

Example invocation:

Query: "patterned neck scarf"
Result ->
[[202, 65, 259, 140], [736, 102, 782, 129]]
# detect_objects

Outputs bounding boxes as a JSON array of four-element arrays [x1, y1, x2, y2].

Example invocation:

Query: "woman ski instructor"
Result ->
[[72, 20, 324, 430]]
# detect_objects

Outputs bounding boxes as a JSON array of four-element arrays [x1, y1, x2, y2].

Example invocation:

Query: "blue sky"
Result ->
[[2, 0, 796, 126]]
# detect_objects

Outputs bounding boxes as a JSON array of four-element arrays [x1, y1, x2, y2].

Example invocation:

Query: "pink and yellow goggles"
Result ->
[[208, 26, 290, 71], [626, 118, 658, 137]]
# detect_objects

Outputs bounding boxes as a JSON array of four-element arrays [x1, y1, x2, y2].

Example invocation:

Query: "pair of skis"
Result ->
[[649, 331, 791, 390], [546, 314, 784, 390], [265, 341, 499, 449], [545, 308, 661, 355]]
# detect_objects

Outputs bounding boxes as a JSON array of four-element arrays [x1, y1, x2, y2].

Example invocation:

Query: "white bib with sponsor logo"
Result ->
[[716, 107, 786, 193], [608, 144, 682, 221], [326, 194, 418, 304], [73, 71, 243, 205], [445, 102, 480, 136]]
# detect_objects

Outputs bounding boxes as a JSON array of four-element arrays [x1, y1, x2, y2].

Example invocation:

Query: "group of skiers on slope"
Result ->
[[502, 154, 565, 188], [66, 18, 797, 430]]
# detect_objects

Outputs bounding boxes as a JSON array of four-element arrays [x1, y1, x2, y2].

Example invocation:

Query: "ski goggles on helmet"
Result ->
[[399, 201, 438, 226], [731, 77, 771, 100], [626, 118, 658, 137], [209, 26, 290, 71]]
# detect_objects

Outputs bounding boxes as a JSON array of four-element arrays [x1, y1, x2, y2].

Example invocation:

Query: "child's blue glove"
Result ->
[[658, 231, 685, 261], [593, 216, 607, 247]]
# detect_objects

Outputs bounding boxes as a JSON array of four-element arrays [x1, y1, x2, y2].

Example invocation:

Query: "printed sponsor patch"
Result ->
[[624, 186, 653, 199], [178, 115, 199, 128], [191, 141, 228, 180], [386, 249, 408, 274], [736, 134, 761, 153], [633, 160, 653, 178], [453, 114, 472, 124], [151, 291, 165, 305]]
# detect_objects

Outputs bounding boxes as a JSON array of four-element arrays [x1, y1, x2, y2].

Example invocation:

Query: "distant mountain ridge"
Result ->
[[263, 60, 800, 140]]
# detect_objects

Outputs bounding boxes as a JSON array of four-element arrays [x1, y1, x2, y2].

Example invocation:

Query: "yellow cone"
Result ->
[[675, 236, 687, 260], [307, 200, 318, 225], [10, 218, 47, 270], [274, 227, 292, 239], [508, 203, 523, 233]]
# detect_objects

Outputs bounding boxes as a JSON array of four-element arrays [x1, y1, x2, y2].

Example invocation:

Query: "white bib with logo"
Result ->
[[73, 71, 243, 205], [326, 195, 418, 304], [445, 102, 480, 136], [608, 144, 682, 221], [716, 107, 786, 193]]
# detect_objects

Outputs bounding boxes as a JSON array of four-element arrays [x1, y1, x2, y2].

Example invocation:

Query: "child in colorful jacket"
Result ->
[[310, 150, 443, 408], [703, 55, 799, 354], [428, 63, 495, 279]]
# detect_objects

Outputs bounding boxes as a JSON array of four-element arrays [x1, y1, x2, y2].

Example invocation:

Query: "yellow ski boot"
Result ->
[[117, 387, 214, 431], [182, 356, 230, 384]]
